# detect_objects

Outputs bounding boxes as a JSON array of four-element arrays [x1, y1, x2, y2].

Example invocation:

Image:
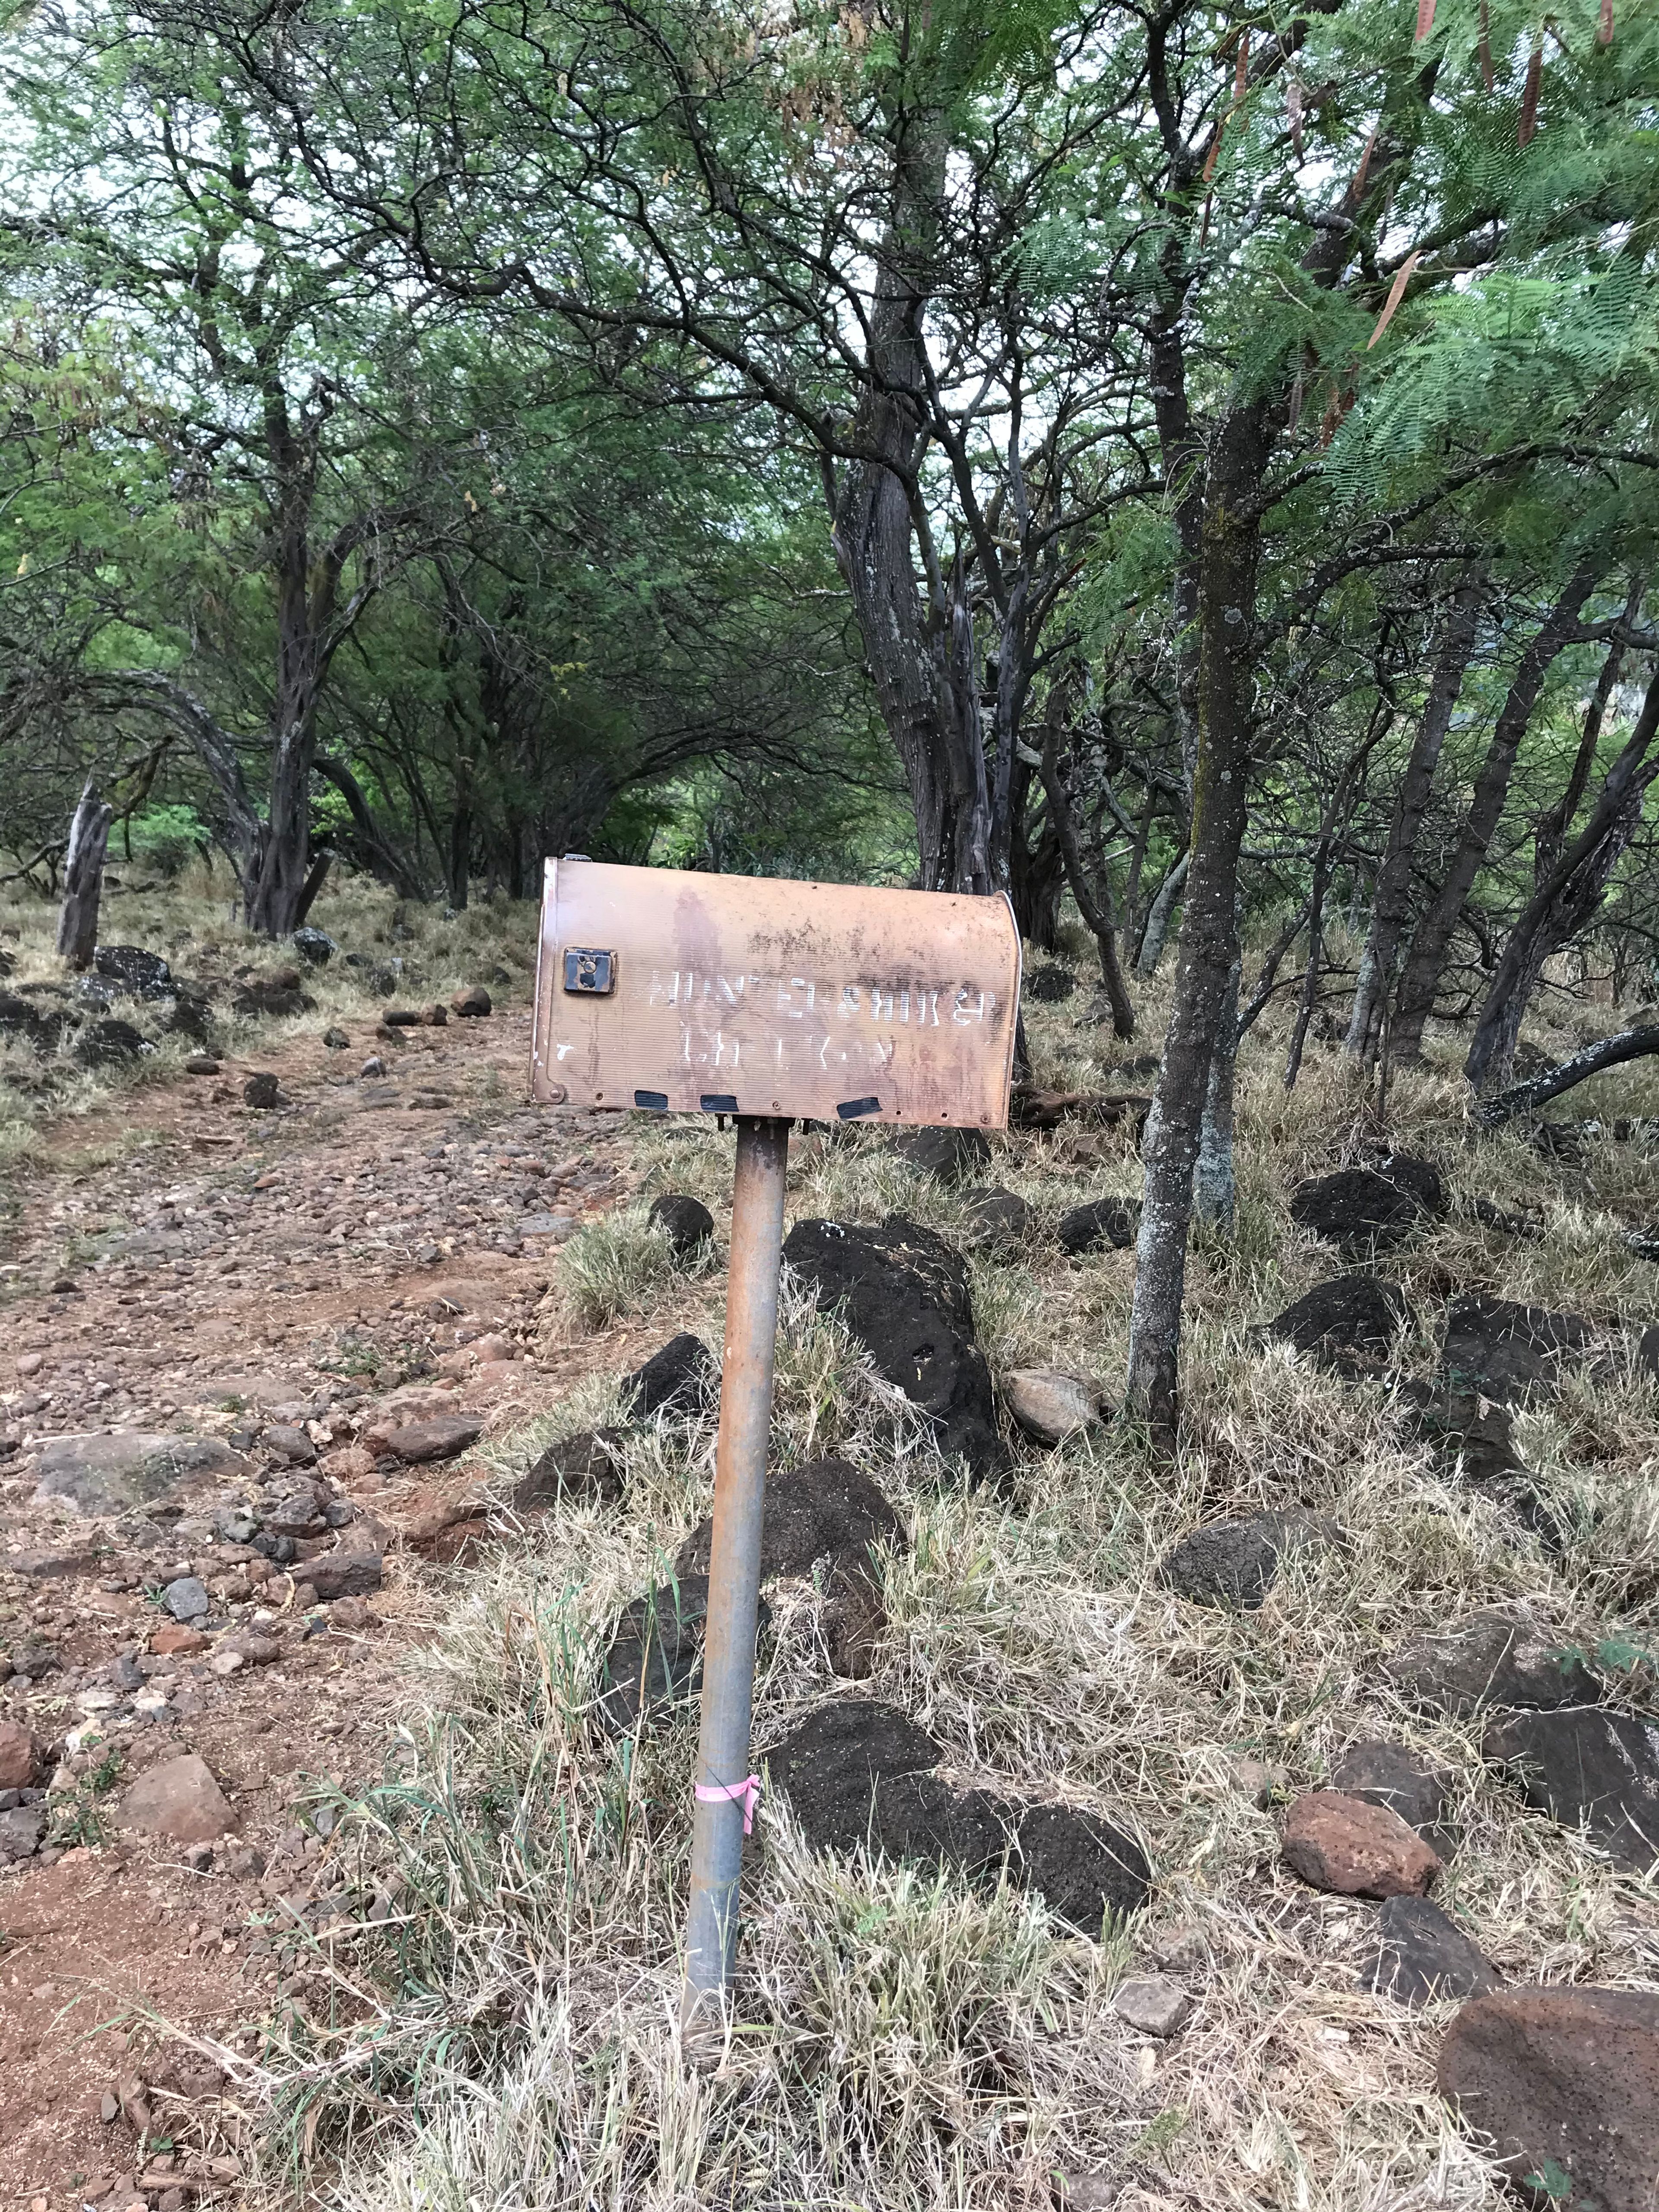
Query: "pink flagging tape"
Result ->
[[695, 1775, 763, 1834], [1415, 0, 1437, 41]]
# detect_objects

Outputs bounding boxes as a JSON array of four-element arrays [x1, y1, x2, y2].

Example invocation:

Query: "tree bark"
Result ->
[[827, 123, 990, 897], [1344, 572, 1484, 1059], [1125, 403, 1265, 1438], [1478, 1022, 1659, 1125], [1465, 660, 1659, 1091], [55, 781, 114, 969], [1135, 851, 1189, 975], [1039, 712, 1135, 1038], [1390, 559, 1602, 1061], [1193, 939, 1241, 1228]]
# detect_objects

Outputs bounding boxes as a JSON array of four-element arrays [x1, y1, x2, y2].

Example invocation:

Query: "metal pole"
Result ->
[[679, 1113, 790, 2034]]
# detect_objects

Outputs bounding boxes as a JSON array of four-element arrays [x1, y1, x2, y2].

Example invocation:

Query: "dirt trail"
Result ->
[[0, 996, 636, 2212]]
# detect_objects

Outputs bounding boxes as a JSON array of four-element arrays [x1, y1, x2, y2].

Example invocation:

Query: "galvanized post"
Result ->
[[679, 1113, 790, 2034]]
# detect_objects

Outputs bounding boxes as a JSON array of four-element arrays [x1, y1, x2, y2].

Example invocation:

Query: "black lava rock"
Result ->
[[93, 945, 172, 997], [1385, 1611, 1602, 1718], [1057, 1197, 1137, 1257], [1267, 1275, 1413, 1373], [959, 1185, 1033, 1247], [1330, 1738, 1455, 1857], [766, 1698, 944, 1853], [1290, 1164, 1440, 1255], [1357, 1895, 1501, 2006], [890, 1126, 993, 1185], [675, 1457, 902, 1583], [621, 1332, 717, 1419], [243, 1072, 280, 1109], [1159, 1512, 1330, 1612], [291, 927, 337, 966], [1025, 964, 1077, 1003], [648, 1193, 715, 1259], [597, 1576, 715, 1735], [513, 1427, 628, 1512], [74, 1017, 149, 1066], [767, 1697, 1150, 1930], [1013, 1802, 1152, 1933], [782, 1217, 1007, 1478], [1440, 1295, 1591, 1405], [1483, 1705, 1659, 1872]]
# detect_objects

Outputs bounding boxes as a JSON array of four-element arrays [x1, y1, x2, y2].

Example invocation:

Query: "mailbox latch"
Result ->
[[562, 946, 617, 995]]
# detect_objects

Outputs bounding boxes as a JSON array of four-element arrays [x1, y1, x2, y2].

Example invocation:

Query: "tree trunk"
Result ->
[[1125, 404, 1265, 1439], [1390, 559, 1602, 1062], [1344, 572, 1484, 1059], [827, 123, 992, 897], [56, 781, 114, 969], [1193, 939, 1241, 1228], [245, 521, 326, 937], [1465, 661, 1659, 1092], [1039, 713, 1135, 1038], [1135, 852, 1189, 975], [448, 795, 472, 911]]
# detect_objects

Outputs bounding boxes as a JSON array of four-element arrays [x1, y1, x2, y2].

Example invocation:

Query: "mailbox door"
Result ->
[[531, 860, 1021, 1128]]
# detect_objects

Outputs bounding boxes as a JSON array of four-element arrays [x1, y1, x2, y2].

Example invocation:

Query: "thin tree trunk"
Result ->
[[1126, 404, 1265, 1439], [1135, 851, 1189, 976], [1466, 661, 1659, 1092], [1039, 712, 1135, 1038], [1194, 939, 1241, 1228], [1345, 571, 1485, 1059], [56, 781, 114, 969], [1391, 559, 1602, 1062]]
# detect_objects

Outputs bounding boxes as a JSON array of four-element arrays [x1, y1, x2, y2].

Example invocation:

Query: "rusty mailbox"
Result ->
[[531, 858, 1022, 1128]]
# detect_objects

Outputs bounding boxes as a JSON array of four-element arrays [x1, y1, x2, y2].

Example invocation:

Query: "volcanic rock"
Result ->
[[890, 1126, 993, 1185], [1159, 1513, 1331, 1612], [959, 1185, 1033, 1248], [1437, 1984, 1659, 2212], [782, 1217, 1006, 1477], [512, 1427, 628, 1512], [675, 1457, 901, 1583], [1267, 1275, 1413, 1374], [1281, 1790, 1441, 1898], [33, 1432, 250, 1518], [1002, 1370, 1103, 1446], [451, 985, 492, 1017], [1290, 1163, 1442, 1255], [1440, 1295, 1592, 1405], [1483, 1705, 1659, 1872], [1056, 1198, 1137, 1257], [620, 1333, 717, 1419], [648, 1193, 715, 1258], [119, 1754, 236, 1847], [1357, 1895, 1500, 2007], [1384, 1611, 1601, 1717]]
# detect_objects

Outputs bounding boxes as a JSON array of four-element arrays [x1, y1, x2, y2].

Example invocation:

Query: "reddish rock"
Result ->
[[451, 985, 492, 1017], [403, 1484, 490, 1558], [0, 1719, 40, 1790], [318, 1443, 380, 1484], [370, 1412, 484, 1464], [149, 1623, 209, 1657], [119, 1754, 236, 1847], [1438, 1985, 1659, 2211], [1281, 1789, 1440, 1898]]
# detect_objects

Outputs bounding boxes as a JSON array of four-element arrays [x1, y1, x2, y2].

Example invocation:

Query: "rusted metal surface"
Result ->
[[531, 859, 1020, 1126], [680, 1115, 790, 2030]]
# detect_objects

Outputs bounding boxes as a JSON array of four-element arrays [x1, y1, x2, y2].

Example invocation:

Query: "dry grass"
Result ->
[[64, 899, 1659, 2209]]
